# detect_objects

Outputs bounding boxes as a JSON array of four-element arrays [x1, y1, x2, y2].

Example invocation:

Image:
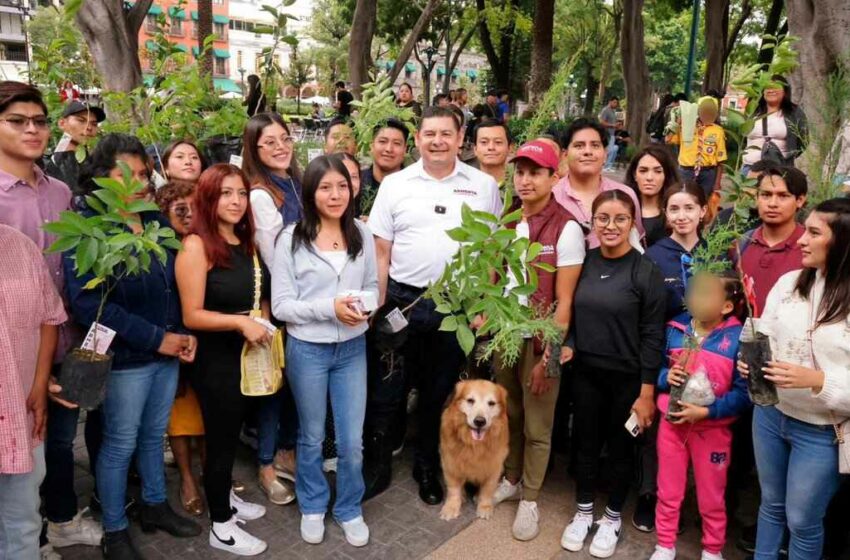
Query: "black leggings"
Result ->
[[572, 364, 640, 513]]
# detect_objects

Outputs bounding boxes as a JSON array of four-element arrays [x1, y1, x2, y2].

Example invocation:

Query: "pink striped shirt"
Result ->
[[0, 225, 67, 474]]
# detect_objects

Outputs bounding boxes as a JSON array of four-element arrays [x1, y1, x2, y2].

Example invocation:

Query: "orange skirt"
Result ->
[[168, 385, 205, 436]]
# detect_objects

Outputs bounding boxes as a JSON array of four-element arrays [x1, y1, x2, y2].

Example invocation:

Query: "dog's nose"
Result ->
[[473, 416, 486, 428]]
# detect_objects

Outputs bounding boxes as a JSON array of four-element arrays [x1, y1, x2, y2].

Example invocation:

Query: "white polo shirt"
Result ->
[[368, 159, 502, 288]]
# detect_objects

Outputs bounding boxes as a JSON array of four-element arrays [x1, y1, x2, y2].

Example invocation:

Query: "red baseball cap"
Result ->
[[509, 140, 559, 171]]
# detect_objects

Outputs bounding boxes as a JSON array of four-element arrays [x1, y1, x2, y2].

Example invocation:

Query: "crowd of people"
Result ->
[[0, 73, 848, 560]]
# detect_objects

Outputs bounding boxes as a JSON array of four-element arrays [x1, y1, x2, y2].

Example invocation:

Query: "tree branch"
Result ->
[[724, 0, 752, 60], [475, 0, 501, 69], [389, 0, 443, 83], [449, 23, 476, 71], [127, 0, 155, 34]]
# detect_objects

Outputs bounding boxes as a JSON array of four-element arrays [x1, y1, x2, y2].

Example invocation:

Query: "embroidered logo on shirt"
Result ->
[[600, 274, 611, 279], [453, 188, 478, 197], [539, 244, 555, 256]]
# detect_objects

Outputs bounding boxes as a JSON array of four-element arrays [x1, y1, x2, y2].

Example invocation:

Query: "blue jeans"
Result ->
[[257, 391, 281, 466], [286, 334, 366, 522], [0, 445, 45, 559], [97, 359, 179, 532], [679, 166, 718, 199], [605, 132, 618, 168], [753, 405, 841, 560]]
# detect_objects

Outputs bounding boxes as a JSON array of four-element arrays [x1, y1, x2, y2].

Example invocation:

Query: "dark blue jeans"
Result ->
[[679, 165, 718, 199], [753, 405, 841, 560]]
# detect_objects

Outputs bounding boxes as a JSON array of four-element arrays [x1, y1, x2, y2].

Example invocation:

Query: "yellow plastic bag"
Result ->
[[239, 255, 284, 396]]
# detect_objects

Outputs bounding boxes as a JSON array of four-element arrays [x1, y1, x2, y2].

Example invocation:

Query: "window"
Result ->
[[214, 56, 227, 76], [145, 14, 158, 32], [192, 21, 198, 39], [169, 17, 183, 36], [0, 42, 27, 62], [229, 19, 255, 32], [214, 22, 226, 38], [255, 52, 264, 73], [728, 98, 738, 109]]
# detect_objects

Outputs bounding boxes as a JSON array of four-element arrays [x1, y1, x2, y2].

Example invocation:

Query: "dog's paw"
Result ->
[[476, 504, 493, 520], [440, 503, 461, 521]]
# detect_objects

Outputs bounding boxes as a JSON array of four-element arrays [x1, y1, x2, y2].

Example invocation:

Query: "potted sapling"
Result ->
[[44, 163, 181, 409]]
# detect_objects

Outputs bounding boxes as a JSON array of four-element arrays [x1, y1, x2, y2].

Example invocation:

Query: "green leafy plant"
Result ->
[[412, 192, 561, 366], [44, 163, 182, 350], [255, 2, 301, 111], [521, 49, 585, 143], [691, 219, 738, 275], [349, 79, 416, 157]]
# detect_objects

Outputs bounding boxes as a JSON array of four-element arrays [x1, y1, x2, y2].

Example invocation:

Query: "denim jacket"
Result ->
[[272, 221, 378, 343], [64, 212, 183, 369]]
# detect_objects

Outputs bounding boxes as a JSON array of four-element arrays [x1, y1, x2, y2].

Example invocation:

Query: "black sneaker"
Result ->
[[632, 494, 656, 532], [102, 529, 144, 560], [737, 523, 757, 553]]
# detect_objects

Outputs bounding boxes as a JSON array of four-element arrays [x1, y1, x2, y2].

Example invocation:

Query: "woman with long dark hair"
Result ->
[[244, 75, 266, 117], [560, 190, 666, 557], [176, 164, 273, 556], [625, 145, 681, 247], [272, 154, 377, 548], [161, 139, 205, 183], [742, 75, 808, 174], [739, 198, 850, 559]]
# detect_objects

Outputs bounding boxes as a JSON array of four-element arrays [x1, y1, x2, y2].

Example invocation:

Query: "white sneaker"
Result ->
[[40, 544, 62, 560], [322, 457, 338, 473], [46, 508, 103, 547], [589, 517, 622, 558], [492, 477, 522, 505], [512, 500, 539, 541], [700, 551, 724, 560], [210, 517, 268, 556], [561, 512, 594, 551], [301, 513, 325, 544], [649, 545, 676, 560], [230, 490, 266, 521], [337, 516, 369, 547]]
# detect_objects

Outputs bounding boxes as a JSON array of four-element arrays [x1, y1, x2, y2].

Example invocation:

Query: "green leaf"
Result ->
[[455, 322, 476, 356], [84, 195, 107, 214], [76, 238, 98, 275], [42, 220, 82, 236], [439, 315, 458, 332], [126, 200, 159, 213], [526, 242, 542, 262], [446, 227, 471, 242], [46, 235, 80, 254], [83, 277, 105, 290], [511, 283, 536, 297]]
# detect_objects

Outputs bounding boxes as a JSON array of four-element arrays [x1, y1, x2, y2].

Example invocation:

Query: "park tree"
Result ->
[[702, 0, 753, 93], [284, 45, 314, 114], [198, 0, 214, 84], [476, 0, 527, 94], [620, 0, 651, 146], [308, 0, 351, 93], [527, 0, 554, 108], [74, 0, 152, 92]]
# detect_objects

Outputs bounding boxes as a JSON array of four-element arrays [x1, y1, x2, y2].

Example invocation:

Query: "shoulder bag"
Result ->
[[240, 253, 285, 396]]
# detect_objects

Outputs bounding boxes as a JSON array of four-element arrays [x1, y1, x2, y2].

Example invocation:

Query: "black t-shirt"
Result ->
[[337, 90, 354, 117], [571, 248, 667, 383], [642, 214, 667, 247]]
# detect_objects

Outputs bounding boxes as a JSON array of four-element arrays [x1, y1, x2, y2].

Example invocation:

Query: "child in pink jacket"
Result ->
[[650, 272, 752, 560]]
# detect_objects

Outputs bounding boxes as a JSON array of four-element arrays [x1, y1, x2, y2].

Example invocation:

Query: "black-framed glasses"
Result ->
[[0, 115, 50, 131], [592, 214, 632, 227]]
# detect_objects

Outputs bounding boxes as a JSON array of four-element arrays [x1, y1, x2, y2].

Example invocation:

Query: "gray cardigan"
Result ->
[[271, 221, 378, 343]]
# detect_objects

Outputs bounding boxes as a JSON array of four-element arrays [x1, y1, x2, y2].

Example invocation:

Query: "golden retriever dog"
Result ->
[[439, 379, 509, 521]]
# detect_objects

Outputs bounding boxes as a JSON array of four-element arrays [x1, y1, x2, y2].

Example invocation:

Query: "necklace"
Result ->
[[333, 241, 340, 250]]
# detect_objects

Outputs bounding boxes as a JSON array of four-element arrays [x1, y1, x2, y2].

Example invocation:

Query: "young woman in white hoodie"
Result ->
[[739, 197, 850, 560], [271, 154, 378, 548]]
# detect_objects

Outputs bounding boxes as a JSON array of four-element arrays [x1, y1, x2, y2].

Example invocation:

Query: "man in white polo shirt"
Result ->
[[368, 106, 502, 506]]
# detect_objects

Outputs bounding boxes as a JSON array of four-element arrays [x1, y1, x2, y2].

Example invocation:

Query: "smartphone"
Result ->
[[624, 411, 641, 437]]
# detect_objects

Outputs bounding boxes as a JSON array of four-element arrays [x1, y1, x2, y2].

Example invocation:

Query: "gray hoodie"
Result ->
[[272, 221, 378, 343]]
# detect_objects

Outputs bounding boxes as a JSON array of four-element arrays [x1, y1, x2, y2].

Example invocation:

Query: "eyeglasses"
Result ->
[[257, 136, 295, 150], [592, 214, 632, 227], [171, 202, 191, 220], [0, 114, 50, 131]]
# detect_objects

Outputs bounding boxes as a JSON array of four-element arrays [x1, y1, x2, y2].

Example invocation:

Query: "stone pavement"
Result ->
[[53, 413, 760, 560]]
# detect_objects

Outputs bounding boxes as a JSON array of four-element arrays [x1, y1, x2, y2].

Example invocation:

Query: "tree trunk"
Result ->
[[476, 0, 515, 92], [528, 0, 555, 109], [443, 25, 475, 94], [620, 0, 651, 147], [388, 0, 443, 85], [582, 59, 598, 116], [703, 0, 729, 94], [198, 0, 214, 86], [75, 0, 152, 92], [348, 0, 378, 97], [757, 0, 784, 66], [786, 0, 850, 132]]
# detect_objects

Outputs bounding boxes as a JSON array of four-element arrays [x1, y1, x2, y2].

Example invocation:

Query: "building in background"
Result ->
[[138, 0, 241, 94], [0, 0, 35, 82], [375, 51, 487, 104]]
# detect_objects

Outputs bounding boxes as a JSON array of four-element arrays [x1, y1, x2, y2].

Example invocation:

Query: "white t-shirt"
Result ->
[[368, 159, 502, 288], [505, 220, 586, 306], [251, 189, 283, 269], [321, 250, 348, 275], [744, 111, 789, 165]]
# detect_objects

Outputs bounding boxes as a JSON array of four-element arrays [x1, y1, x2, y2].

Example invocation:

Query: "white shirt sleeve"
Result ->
[[556, 220, 586, 267], [488, 178, 504, 217], [250, 189, 283, 269], [367, 179, 395, 241]]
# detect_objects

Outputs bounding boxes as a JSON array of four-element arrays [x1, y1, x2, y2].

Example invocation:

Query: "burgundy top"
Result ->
[[740, 224, 805, 317]]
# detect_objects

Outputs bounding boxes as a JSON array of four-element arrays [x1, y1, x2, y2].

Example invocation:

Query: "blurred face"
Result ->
[[109, 154, 151, 200], [59, 110, 99, 145], [698, 104, 718, 123], [799, 211, 833, 270], [756, 175, 805, 226], [514, 161, 557, 205], [217, 174, 249, 226], [165, 143, 202, 182], [342, 158, 361, 197], [593, 199, 633, 249], [634, 154, 665, 199], [167, 194, 194, 236], [566, 128, 605, 178], [437, 97, 450, 108], [486, 94, 497, 106], [257, 122, 294, 174], [474, 126, 510, 168], [315, 169, 351, 220], [415, 116, 462, 168], [371, 127, 406, 173], [763, 86, 785, 107], [0, 101, 50, 161], [398, 86, 412, 104], [685, 273, 733, 323], [325, 123, 356, 156], [665, 191, 706, 237]]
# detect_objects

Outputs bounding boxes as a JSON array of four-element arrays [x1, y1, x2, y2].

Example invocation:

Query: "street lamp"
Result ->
[[422, 43, 439, 109], [238, 67, 246, 98]]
